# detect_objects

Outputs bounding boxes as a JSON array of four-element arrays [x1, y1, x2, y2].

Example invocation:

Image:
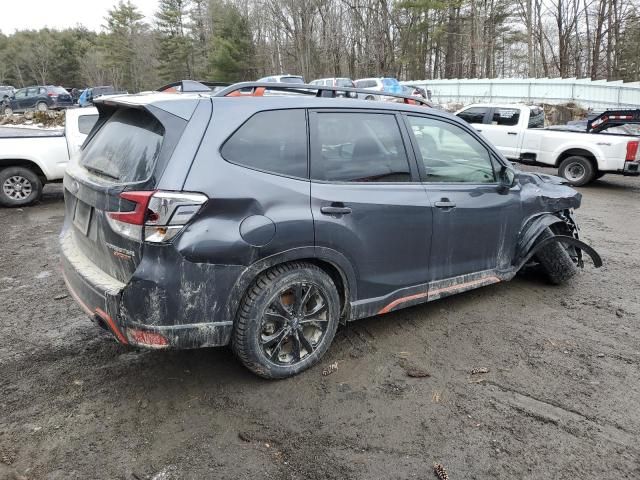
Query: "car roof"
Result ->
[[463, 103, 537, 109]]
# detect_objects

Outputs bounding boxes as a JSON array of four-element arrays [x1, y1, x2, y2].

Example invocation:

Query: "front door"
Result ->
[[309, 110, 432, 301], [404, 114, 522, 283]]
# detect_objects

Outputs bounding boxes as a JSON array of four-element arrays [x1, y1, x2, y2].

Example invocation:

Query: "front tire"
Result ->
[[535, 227, 578, 285], [233, 262, 340, 379], [2, 105, 12, 116], [558, 156, 595, 186], [0, 167, 43, 207]]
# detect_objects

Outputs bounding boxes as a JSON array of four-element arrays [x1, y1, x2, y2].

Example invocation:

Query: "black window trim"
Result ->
[[219, 107, 311, 182], [308, 107, 422, 185], [401, 112, 505, 186]]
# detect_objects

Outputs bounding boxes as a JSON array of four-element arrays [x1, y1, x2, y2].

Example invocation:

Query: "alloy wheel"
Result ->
[[260, 282, 329, 366], [2, 175, 33, 200]]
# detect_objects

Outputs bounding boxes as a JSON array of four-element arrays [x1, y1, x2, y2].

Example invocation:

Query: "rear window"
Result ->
[[80, 108, 164, 183], [78, 114, 98, 135], [50, 86, 68, 95], [221, 109, 307, 178], [528, 107, 545, 128]]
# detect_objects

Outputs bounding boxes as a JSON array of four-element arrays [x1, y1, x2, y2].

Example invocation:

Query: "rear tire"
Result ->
[[0, 167, 43, 207], [232, 262, 340, 379], [558, 156, 595, 186], [534, 227, 578, 285], [36, 102, 48, 112], [365, 95, 375, 101]]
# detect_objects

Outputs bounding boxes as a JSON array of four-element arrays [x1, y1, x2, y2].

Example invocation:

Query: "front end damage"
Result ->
[[508, 171, 602, 277]]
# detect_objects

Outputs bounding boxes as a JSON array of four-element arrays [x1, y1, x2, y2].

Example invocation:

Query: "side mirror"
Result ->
[[498, 165, 517, 193]]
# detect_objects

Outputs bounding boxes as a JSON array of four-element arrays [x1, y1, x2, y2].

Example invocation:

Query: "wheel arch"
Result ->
[[554, 148, 599, 170], [515, 212, 568, 263], [226, 247, 357, 325], [0, 159, 47, 183]]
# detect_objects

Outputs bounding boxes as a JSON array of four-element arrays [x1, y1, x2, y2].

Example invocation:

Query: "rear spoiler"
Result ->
[[587, 109, 640, 133]]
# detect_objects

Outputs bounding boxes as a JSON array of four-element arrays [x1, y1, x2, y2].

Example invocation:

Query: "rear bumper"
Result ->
[[60, 230, 233, 349]]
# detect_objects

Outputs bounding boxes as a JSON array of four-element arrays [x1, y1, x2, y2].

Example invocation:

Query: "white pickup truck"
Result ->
[[455, 104, 640, 186], [0, 108, 98, 206]]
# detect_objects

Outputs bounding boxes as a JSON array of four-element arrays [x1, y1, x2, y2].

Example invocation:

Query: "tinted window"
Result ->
[[408, 116, 495, 183], [457, 107, 488, 124], [492, 108, 520, 126], [528, 107, 545, 128], [312, 112, 411, 183], [280, 77, 304, 84], [80, 108, 164, 183], [221, 109, 307, 178], [78, 114, 98, 135], [15, 89, 26, 99]]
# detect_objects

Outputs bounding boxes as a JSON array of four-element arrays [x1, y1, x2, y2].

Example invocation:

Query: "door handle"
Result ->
[[434, 200, 456, 209], [507, 131, 518, 135], [476, 129, 482, 133], [321, 205, 352, 215]]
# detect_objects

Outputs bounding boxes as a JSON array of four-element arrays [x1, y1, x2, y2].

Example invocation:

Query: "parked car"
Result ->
[[3, 86, 73, 114], [353, 77, 403, 100], [0, 108, 98, 206], [0, 85, 15, 100], [309, 77, 355, 87], [79, 86, 127, 107], [257, 75, 305, 84], [404, 84, 432, 101], [455, 103, 640, 185], [60, 83, 601, 379]]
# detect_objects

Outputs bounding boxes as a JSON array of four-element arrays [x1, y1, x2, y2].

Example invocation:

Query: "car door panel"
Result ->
[[480, 107, 523, 159], [404, 114, 522, 281], [309, 110, 432, 301]]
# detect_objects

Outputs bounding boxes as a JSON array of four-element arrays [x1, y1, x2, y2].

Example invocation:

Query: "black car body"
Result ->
[[60, 83, 600, 378], [4, 86, 73, 114]]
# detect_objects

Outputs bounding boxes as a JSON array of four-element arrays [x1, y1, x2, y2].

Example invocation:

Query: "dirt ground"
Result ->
[[1, 167, 639, 480]]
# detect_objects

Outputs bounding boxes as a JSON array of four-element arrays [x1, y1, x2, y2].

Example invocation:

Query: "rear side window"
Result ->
[[221, 109, 307, 178], [311, 112, 412, 183], [78, 114, 98, 135], [528, 107, 545, 128], [80, 108, 164, 183], [457, 107, 488, 124], [492, 108, 520, 126]]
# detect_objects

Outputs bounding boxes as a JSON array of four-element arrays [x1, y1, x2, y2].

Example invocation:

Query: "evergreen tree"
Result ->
[[156, 0, 193, 81], [207, 2, 254, 82]]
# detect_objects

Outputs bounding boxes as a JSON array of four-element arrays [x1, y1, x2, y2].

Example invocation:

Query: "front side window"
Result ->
[[221, 109, 307, 178], [407, 116, 495, 183], [492, 108, 520, 126], [457, 107, 488, 124], [311, 112, 412, 183], [14, 89, 26, 99]]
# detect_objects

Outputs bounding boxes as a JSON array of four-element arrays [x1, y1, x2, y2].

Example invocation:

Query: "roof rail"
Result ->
[[587, 109, 640, 133], [156, 80, 230, 93], [213, 82, 432, 107]]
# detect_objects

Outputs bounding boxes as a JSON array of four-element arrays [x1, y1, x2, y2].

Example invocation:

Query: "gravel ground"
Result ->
[[1, 168, 639, 480]]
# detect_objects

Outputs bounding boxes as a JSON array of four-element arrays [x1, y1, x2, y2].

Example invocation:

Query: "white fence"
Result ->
[[402, 78, 640, 109]]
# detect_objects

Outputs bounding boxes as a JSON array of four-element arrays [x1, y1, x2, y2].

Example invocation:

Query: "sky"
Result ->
[[0, 0, 159, 34]]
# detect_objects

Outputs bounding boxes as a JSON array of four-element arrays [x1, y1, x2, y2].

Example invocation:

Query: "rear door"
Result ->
[[479, 107, 523, 159], [404, 114, 521, 281], [309, 109, 432, 300], [63, 105, 188, 283]]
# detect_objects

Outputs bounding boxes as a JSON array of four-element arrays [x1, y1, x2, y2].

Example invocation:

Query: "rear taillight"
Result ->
[[626, 140, 639, 162], [47, 93, 57, 97], [106, 191, 207, 243]]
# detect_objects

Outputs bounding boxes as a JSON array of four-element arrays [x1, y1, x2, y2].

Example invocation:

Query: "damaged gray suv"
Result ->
[[60, 81, 601, 378]]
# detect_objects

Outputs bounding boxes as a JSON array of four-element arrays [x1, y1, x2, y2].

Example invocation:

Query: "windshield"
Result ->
[[80, 108, 164, 183], [280, 77, 304, 84], [335, 78, 353, 87]]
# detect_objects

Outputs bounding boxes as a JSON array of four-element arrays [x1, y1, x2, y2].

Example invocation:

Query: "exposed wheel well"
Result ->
[[555, 149, 597, 170], [0, 160, 47, 184]]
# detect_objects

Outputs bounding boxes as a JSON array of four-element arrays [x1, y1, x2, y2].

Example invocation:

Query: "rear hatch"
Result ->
[[50, 86, 73, 105], [63, 103, 187, 283]]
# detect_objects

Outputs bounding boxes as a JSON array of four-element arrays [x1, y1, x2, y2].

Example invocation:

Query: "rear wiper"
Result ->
[[83, 165, 120, 181]]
